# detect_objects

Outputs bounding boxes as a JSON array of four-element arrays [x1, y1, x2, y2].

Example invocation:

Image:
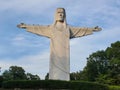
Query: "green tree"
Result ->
[[2, 66, 27, 80], [81, 41, 120, 85], [70, 71, 84, 80], [2, 66, 41, 81], [26, 73, 40, 80], [2, 70, 12, 81], [45, 73, 49, 80], [105, 41, 120, 85], [84, 50, 108, 81], [106, 41, 120, 60]]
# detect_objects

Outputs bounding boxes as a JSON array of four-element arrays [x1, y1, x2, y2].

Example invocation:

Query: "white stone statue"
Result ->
[[17, 8, 101, 81]]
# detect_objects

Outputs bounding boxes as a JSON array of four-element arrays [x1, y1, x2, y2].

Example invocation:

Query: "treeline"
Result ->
[[0, 66, 40, 81], [70, 41, 120, 85], [0, 41, 120, 86]]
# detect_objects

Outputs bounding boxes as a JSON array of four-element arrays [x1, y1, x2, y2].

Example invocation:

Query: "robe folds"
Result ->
[[26, 25, 93, 81]]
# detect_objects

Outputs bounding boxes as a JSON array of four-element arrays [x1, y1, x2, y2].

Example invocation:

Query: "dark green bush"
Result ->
[[2, 80, 69, 89], [70, 81, 108, 90], [109, 85, 120, 90], [2, 80, 109, 90], [0, 81, 2, 87], [0, 76, 3, 88]]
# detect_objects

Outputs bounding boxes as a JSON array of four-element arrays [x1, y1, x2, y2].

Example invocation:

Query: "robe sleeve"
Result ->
[[69, 26, 94, 39], [26, 25, 52, 38]]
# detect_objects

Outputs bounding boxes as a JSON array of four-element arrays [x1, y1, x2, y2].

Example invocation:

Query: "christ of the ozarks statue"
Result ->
[[17, 8, 101, 81]]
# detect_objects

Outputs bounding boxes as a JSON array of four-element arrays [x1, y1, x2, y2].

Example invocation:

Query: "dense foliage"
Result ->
[[0, 76, 3, 87], [0, 41, 119, 89], [70, 41, 120, 85], [109, 86, 120, 90], [2, 80, 108, 90], [1, 66, 40, 81]]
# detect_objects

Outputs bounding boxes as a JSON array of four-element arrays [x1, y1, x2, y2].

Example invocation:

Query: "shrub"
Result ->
[[70, 81, 108, 90], [0, 76, 3, 88], [2, 80, 69, 89], [2, 80, 108, 90], [109, 85, 120, 90]]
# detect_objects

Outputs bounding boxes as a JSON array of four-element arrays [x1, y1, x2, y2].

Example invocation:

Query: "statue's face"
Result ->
[[56, 8, 65, 22]]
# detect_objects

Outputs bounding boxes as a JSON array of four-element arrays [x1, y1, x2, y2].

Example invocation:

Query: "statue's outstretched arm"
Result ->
[[70, 26, 102, 39], [17, 23, 51, 38]]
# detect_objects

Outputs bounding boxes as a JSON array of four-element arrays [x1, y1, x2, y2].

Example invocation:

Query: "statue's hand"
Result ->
[[17, 23, 27, 29], [93, 26, 102, 31]]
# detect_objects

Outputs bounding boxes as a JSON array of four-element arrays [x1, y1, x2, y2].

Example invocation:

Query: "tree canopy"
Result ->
[[70, 41, 120, 85], [2, 66, 40, 81]]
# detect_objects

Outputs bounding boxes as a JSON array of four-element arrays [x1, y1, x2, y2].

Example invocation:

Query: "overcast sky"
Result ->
[[0, 0, 120, 79]]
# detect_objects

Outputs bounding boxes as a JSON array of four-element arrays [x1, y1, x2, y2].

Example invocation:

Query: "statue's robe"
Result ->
[[26, 25, 93, 81]]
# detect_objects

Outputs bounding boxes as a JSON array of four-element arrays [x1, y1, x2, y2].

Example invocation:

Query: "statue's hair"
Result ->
[[57, 7, 65, 10]]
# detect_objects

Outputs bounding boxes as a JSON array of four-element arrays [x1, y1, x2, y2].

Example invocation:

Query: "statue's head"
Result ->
[[54, 8, 67, 25], [55, 8, 66, 22]]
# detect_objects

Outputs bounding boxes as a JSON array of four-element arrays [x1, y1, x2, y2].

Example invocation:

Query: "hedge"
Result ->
[[0, 81, 2, 88], [0, 76, 3, 88], [109, 85, 120, 90], [0, 82, 2, 88], [2, 80, 109, 90]]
